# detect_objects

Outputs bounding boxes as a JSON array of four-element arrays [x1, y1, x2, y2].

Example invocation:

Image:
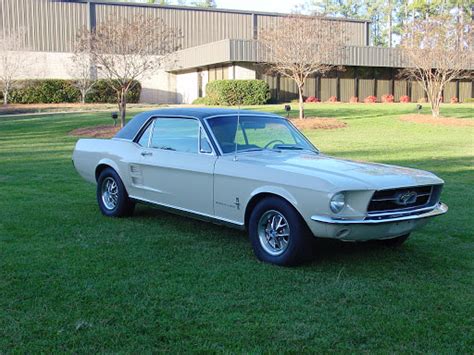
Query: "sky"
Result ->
[[214, 0, 303, 14]]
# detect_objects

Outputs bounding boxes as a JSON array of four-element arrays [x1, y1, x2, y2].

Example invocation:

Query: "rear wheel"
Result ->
[[97, 167, 135, 217], [249, 196, 312, 266], [377, 234, 410, 247]]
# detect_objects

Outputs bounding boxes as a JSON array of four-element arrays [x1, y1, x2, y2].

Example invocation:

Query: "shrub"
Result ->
[[86, 80, 141, 104], [364, 95, 377, 103], [400, 95, 410, 103], [10, 80, 80, 104], [381, 94, 394, 103], [417, 97, 427, 103], [192, 97, 209, 105], [464, 97, 474, 103], [8, 79, 142, 104], [349, 96, 358, 103], [305, 96, 320, 103], [205, 80, 270, 106], [327, 96, 337, 103], [450, 97, 459, 104]]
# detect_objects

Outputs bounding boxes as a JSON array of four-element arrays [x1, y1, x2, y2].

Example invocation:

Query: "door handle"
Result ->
[[141, 151, 153, 157]]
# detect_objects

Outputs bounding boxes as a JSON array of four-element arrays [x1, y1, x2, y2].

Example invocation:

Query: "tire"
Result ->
[[377, 234, 410, 247], [249, 196, 312, 266], [96, 167, 135, 217]]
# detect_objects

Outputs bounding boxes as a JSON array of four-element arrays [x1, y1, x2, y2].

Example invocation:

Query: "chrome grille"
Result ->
[[367, 185, 442, 214]]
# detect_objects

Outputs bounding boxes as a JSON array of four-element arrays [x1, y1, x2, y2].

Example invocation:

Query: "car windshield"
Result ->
[[206, 115, 317, 154]]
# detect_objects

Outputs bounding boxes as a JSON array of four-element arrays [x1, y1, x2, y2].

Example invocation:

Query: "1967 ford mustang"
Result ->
[[73, 108, 448, 265]]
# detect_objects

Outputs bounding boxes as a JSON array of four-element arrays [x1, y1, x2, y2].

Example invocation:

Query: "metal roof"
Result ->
[[54, 0, 371, 23]]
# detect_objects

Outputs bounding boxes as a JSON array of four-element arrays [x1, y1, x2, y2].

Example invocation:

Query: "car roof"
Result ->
[[114, 108, 283, 141]]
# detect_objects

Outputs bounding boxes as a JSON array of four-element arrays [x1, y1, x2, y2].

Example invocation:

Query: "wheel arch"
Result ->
[[244, 187, 303, 229], [95, 159, 121, 182]]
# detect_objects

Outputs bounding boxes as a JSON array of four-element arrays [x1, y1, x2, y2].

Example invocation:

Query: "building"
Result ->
[[0, 0, 472, 103]]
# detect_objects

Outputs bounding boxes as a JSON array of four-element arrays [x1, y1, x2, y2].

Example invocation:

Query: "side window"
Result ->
[[137, 121, 153, 147], [150, 118, 199, 153]]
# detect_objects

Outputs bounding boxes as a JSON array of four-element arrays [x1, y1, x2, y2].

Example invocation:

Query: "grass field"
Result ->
[[1, 103, 473, 352]]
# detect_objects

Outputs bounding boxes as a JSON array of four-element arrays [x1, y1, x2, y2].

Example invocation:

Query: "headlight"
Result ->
[[330, 192, 346, 213]]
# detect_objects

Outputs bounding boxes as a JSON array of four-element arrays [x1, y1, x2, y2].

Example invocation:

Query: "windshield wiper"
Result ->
[[237, 148, 265, 153], [273, 145, 318, 153], [277, 146, 304, 150]]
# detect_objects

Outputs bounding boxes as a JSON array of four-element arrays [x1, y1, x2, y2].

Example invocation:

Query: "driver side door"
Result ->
[[130, 116, 217, 216]]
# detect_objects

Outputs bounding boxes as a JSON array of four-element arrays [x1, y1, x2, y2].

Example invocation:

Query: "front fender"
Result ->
[[249, 185, 298, 207]]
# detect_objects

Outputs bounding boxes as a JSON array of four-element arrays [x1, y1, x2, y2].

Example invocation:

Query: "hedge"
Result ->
[[5, 79, 141, 104], [86, 80, 141, 104], [205, 80, 270, 106], [9, 80, 80, 104]]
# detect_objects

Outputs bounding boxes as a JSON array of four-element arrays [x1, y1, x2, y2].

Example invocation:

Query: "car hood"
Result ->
[[234, 151, 444, 190]]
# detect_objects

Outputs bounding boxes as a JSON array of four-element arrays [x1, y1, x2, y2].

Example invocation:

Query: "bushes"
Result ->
[[381, 94, 394, 103], [349, 96, 359, 103], [205, 80, 270, 106], [7, 79, 141, 104], [450, 97, 459, 104], [10, 80, 80, 104], [400, 95, 410, 103], [86, 80, 141, 104], [327, 96, 337, 103], [364, 95, 377, 103], [305, 96, 320, 103]]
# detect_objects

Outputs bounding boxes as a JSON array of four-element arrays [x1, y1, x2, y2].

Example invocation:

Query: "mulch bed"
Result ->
[[291, 117, 347, 130], [70, 125, 121, 138], [399, 114, 474, 127]]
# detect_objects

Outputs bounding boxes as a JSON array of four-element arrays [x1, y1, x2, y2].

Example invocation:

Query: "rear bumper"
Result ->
[[309, 203, 448, 241]]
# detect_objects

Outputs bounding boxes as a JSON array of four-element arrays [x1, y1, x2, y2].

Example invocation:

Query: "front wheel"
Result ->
[[249, 197, 312, 266], [97, 167, 135, 217]]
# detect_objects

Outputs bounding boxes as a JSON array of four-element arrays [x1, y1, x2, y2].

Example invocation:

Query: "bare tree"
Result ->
[[78, 15, 180, 127], [0, 30, 27, 105], [258, 15, 346, 119], [70, 32, 96, 104], [400, 15, 473, 117]]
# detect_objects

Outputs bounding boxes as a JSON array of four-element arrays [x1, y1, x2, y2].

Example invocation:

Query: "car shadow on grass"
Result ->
[[132, 203, 443, 270]]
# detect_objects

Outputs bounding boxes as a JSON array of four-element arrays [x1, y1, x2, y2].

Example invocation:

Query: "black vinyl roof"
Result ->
[[114, 108, 282, 141]]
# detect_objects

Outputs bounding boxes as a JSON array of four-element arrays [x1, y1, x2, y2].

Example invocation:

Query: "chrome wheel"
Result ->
[[258, 210, 290, 256], [101, 177, 119, 210]]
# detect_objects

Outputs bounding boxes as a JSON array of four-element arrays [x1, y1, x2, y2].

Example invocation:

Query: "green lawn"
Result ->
[[1, 103, 473, 353]]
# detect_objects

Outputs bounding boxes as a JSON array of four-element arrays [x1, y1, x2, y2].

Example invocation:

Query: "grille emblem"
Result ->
[[396, 191, 418, 206]]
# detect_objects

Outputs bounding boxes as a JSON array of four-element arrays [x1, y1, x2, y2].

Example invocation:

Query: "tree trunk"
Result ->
[[3, 91, 7, 105], [298, 85, 305, 119], [430, 97, 440, 118], [119, 89, 127, 128], [81, 91, 86, 104]]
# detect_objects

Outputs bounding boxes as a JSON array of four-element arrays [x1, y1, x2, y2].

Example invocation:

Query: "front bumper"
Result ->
[[309, 203, 448, 241]]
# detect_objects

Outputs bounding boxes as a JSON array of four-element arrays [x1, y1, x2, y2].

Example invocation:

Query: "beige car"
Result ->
[[73, 108, 448, 265]]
